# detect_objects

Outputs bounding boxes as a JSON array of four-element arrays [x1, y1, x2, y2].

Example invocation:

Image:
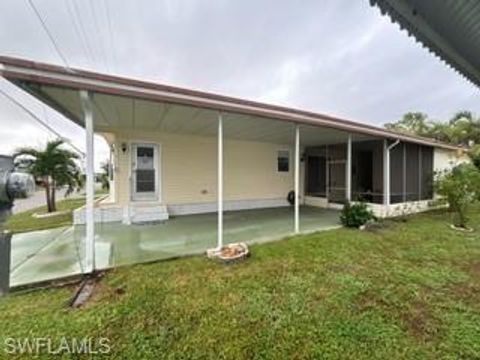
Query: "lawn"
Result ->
[[4, 190, 107, 234], [1, 208, 480, 359], [4, 198, 86, 234]]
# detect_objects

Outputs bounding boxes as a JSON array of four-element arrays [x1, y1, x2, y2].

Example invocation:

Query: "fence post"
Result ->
[[0, 230, 12, 296]]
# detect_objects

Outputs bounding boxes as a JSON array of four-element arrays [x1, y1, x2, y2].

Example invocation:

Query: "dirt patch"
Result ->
[[354, 290, 387, 312], [467, 261, 480, 277], [445, 281, 480, 308], [79, 280, 126, 309], [400, 301, 439, 342], [355, 291, 440, 342]]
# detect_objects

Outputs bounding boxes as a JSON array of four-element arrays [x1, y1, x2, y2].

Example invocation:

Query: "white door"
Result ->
[[132, 143, 158, 201]]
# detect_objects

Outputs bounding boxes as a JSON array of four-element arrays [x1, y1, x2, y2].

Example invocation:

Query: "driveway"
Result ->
[[10, 207, 341, 287], [11, 187, 84, 214]]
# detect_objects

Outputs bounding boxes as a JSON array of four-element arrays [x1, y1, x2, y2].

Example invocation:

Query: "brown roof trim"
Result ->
[[0, 55, 463, 151]]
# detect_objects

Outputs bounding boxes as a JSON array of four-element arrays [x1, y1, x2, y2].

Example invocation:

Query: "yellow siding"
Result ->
[[108, 130, 294, 206], [434, 148, 469, 173]]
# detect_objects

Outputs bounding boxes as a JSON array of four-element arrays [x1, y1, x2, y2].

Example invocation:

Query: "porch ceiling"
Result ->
[[19, 82, 373, 146]]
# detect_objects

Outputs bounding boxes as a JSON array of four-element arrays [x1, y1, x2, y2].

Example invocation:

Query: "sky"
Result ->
[[0, 0, 479, 169]]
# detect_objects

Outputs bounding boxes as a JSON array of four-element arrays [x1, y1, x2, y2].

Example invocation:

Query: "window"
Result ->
[[277, 150, 290, 172], [135, 145, 156, 193]]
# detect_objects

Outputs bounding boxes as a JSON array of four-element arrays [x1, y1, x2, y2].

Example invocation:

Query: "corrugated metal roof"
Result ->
[[370, 0, 480, 88]]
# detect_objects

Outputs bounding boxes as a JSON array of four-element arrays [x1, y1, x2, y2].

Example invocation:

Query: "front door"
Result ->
[[132, 143, 158, 201]]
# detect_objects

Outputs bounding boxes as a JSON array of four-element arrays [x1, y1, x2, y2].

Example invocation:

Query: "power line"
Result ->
[[88, 0, 110, 73], [65, 0, 96, 68], [0, 88, 85, 156], [103, 0, 118, 73], [70, 0, 100, 67], [26, 0, 70, 69]]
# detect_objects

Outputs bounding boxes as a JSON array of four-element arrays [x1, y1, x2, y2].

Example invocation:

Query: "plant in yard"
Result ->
[[99, 161, 110, 191], [469, 144, 480, 170], [340, 202, 376, 228], [435, 163, 480, 230], [13, 139, 83, 213]]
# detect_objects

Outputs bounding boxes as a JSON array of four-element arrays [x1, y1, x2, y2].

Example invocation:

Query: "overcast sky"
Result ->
[[0, 0, 479, 168]]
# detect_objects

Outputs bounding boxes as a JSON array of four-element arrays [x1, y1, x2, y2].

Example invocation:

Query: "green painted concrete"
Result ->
[[10, 207, 340, 287]]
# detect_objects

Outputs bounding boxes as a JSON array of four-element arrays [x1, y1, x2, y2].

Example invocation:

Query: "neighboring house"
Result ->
[[0, 56, 468, 268]]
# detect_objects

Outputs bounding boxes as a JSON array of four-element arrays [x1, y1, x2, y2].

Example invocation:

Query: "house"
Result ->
[[0, 56, 467, 272]]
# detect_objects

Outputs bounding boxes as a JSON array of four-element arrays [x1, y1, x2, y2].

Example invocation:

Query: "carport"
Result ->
[[0, 56, 461, 288], [10, 206, 340, 287]]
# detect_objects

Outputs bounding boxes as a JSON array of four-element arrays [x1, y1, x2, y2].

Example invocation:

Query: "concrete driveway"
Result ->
[[9, 206, 341, 288]]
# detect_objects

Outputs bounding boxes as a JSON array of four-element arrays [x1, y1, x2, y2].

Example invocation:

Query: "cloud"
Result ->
[[0, 0, 479, 169]]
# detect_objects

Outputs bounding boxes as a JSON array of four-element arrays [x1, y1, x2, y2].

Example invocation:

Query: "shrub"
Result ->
[[340, 202, 376, 228], [469, 144, 480, 170], [435, 163, 480, 229]]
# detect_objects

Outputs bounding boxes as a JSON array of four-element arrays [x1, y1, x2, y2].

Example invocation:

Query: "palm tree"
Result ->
[[13, 139, 83, 213], [99, 161, 110, 191]]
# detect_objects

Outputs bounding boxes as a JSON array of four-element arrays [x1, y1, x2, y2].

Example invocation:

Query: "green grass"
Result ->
[[4, 190, 108, 234], [4, 198, 86, 234], [1, 208, 480, 359]]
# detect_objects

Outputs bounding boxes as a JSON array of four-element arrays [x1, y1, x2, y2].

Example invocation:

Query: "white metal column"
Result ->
[[294, 125, 300, 234], [217, 112, 224, 250], [402, 143, 407, 202], [346, 135, 352, 202], [383, 139, 390, 206], [384, 139, 400, 206], [418, 146, 423, 200], [80, 90, 95, 273]]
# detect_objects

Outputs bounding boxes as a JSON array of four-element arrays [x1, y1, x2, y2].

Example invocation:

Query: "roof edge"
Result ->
[[0, 55, 464, 151]]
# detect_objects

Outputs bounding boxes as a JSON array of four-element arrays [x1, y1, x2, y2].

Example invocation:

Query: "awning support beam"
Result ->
[[384, 139, 400, 206], [217, 112, 224, 250], [80, 90, 95, 274], [346, 135, 352, 202], [294, 124, 300, 233]]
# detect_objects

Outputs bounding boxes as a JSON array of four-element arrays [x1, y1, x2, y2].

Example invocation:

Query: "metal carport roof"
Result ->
[[370, 0, 480, 88], [0, 55, 462, 150]]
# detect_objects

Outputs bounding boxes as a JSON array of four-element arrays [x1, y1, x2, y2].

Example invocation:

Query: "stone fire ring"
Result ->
[[207, 242, 250, 264]]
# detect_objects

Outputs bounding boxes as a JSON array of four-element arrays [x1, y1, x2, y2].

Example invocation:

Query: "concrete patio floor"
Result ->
[[10, 206, 340, 287]]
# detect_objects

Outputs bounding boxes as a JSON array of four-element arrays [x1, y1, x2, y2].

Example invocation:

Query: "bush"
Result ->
[[469, 144, 480, 170], [340, 202, 376, 228], [435, 163, 480, 229]]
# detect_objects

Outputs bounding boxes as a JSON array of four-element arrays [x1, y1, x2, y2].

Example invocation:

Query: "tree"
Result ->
[[13, 139, 83, 213], [385, 112, 430, 136], [385, 111, 480, 146], [435, 163, 480, 229], [99, 161, 110, 191], [469, 144, 480, 170]]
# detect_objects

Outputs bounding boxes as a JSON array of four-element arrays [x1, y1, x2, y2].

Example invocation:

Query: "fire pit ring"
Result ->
[[207, 242, 250, 264]]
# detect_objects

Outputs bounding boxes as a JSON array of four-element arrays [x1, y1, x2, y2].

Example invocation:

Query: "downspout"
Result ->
[[384, 139, 400, 207], [388, 139, 401, 152]]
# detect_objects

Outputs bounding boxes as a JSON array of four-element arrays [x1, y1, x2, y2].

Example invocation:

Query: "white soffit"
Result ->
[[32, 84, 368, 145]]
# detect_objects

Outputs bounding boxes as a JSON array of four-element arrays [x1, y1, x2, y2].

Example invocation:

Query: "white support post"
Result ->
[[217, 112, 223, 250], [418, 146, 422, 200], [294, 125, 300, 234], [80, 90, 95, 274], [346, 135, 352, 202], [383, 139, 390, 206], [326, 145, 329, 199], [402, 143, 407, 202]]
